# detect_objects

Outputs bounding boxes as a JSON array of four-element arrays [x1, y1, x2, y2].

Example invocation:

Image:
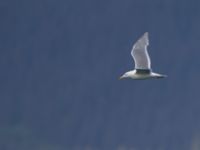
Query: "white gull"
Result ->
[[120, 32, 166, 80]]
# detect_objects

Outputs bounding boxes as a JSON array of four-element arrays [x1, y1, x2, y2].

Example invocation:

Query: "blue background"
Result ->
[[1, 0, 200, 149]]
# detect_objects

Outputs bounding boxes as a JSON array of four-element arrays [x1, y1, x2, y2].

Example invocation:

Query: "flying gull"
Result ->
[[120, 32, 166, 80]]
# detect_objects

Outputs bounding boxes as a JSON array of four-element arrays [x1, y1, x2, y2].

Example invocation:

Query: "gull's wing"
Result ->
[[131, 32, 151, 70]]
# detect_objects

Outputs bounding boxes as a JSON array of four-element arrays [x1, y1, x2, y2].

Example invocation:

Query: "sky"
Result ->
[[1, 0, 200, 150]]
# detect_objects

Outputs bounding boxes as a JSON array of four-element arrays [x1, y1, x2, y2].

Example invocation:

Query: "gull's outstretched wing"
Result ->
[[131, 32, 151, 70]]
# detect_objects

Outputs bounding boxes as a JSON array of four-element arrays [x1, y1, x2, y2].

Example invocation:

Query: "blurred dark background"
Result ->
[[1, 0, 200, 150]]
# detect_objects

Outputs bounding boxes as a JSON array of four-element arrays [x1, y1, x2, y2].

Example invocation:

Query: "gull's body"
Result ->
[[122, 70, 165, 80], [120, 32, 166, 80]]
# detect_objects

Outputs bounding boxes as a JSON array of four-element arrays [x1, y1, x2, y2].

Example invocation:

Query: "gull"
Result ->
[[120, 32, 167, 80]]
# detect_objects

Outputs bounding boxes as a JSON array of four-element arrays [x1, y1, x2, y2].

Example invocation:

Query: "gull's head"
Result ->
[[119, 73, 129, 80]]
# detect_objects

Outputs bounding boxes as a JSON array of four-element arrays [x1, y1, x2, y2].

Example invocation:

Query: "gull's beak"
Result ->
[[119, 75, 125, 80]]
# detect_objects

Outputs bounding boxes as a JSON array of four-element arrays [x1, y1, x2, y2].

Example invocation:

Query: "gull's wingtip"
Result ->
[[159, 74, 168, 78], [143, 32, 148, 37]]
